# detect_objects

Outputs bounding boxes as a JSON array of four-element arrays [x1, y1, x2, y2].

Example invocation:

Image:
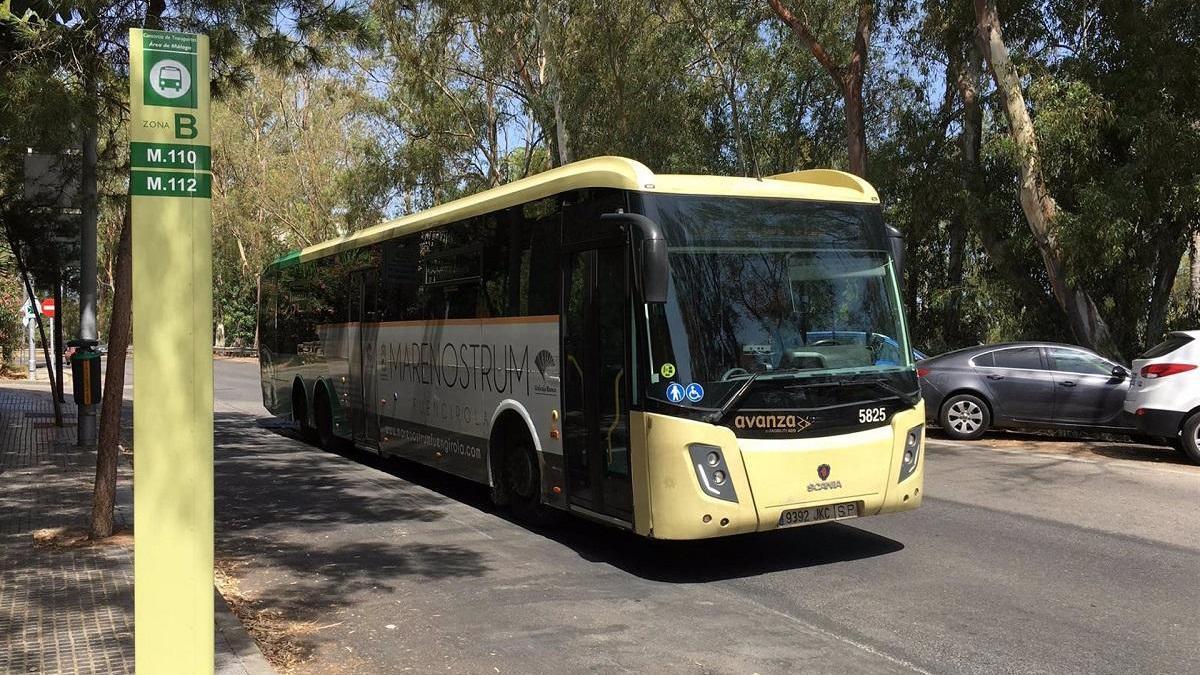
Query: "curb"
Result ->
[[215, 589, 276, 675]]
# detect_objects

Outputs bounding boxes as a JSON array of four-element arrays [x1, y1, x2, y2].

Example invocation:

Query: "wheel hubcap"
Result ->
[[948, 401, 983, 434]]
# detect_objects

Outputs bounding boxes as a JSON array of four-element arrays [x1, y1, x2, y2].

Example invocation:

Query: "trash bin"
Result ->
[[71, 345, 102, 406]]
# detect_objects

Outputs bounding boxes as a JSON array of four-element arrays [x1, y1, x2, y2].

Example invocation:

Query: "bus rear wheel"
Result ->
[[314, 389, 337, 450], [293, 384, 316, 443]]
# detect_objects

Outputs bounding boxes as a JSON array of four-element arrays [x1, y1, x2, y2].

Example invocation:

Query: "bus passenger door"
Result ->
[[561, 245, 634, 522]]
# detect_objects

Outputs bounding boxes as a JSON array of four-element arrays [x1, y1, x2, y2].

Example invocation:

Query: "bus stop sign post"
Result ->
[[129, 28, 214, 674]]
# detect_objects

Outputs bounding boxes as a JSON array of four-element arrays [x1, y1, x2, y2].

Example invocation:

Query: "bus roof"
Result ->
[[272, 155, 880, 267]]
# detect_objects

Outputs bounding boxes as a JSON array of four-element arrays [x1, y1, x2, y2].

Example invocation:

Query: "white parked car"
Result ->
[[1125, 330, 1200, 463]]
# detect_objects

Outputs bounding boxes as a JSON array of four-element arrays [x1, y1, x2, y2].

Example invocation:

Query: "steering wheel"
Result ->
[[811, 339, 841, 347], [721, 367, 750, 381]]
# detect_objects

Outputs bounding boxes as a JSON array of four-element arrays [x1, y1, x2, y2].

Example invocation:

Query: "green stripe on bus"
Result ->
[[272, 250, 302, 269]]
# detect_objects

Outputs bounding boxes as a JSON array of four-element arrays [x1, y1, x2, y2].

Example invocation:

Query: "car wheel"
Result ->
[[1181, 412, 1200, 465], [940, 394, 991, 440]]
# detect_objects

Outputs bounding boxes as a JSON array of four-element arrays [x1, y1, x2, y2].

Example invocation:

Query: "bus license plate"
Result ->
[[778, 501, 859, 528]]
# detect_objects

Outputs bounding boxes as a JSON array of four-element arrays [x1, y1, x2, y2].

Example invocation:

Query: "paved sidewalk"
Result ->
[[0, 383, 273, 674]]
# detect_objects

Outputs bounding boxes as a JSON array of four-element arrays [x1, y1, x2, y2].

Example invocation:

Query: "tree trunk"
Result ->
[[536, 0, 572, 166], [844, 0, 870, 177], [254, 273, 262, 351], [90, 204, 132, 540], [974, 0, 1119, 357], [1145, 216, 1187, 344], [768, 0, 871, 178], [54, 270, 65, 404], [843, 80, 867, 177], [946, 44, 984, 347], [1191, 231, 1200, 316]]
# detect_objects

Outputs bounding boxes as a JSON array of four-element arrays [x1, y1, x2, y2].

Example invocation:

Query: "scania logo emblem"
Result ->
[[817, 464, 831, 481]]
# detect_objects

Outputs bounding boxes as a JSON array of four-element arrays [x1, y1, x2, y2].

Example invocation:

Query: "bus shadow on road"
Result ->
[[242, 415, 905, 584], [547, 520, 905, 583]]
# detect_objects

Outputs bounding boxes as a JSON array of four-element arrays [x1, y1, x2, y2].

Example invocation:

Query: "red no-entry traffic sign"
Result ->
[[42, 298, 55, 318]]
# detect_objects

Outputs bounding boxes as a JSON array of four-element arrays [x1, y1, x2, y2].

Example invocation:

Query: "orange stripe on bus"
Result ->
[[316, 315, 560, 329]]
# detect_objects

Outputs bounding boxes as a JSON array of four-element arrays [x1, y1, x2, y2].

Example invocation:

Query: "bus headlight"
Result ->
[[899, 424, 923, 483], [688, 444, 738, 503]]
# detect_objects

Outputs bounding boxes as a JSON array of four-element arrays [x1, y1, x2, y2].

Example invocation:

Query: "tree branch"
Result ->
[[767, 0, 845, 92]]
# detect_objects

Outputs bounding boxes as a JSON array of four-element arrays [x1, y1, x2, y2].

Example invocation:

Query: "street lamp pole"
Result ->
[[78, 102, 99, 445], [26, 289, 36, 380]]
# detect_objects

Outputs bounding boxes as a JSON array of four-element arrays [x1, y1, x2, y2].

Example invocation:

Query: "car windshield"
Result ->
[[640, 195, 914, 411]]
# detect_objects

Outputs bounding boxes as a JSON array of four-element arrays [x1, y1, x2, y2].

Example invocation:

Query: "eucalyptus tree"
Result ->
[[767, 0, 874, 177], [211, 56, 392, 346]]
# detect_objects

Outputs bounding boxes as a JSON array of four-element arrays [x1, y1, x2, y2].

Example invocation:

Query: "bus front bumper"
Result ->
[[633, 406, 925, 540]]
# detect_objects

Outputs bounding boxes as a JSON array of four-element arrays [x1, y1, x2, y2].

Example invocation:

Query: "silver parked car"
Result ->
[[917, 342, 1133, 440]]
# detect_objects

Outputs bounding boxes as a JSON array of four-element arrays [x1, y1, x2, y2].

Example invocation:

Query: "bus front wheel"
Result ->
[[503, 439, 555, 526]]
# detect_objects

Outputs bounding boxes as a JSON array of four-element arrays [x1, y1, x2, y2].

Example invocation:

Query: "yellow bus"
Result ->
[[258, 156, 924, 539]]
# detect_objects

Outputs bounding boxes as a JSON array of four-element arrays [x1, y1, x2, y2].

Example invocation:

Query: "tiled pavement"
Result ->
[[0, 383, 273, 674], [0, 387, 134, 675]]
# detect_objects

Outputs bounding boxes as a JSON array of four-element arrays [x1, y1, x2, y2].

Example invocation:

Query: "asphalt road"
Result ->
[[211, 358, 1200, 675]]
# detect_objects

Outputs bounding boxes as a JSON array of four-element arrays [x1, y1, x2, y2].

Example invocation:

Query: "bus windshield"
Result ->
[[641, 195, 914, 411]]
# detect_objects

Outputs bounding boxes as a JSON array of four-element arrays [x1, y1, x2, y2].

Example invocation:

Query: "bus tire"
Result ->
[[293, 382, 316, 443], [1181, 412, 1200, 465], [314, 387, 337, 451], [939, 393, 990, 441], [503, 437, 555, 526]]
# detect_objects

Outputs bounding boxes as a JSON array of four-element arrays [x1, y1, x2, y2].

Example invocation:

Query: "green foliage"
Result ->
[[6, 0, 1198, 356], [0, 245, 27, 365], [210, 53, 391, 345]]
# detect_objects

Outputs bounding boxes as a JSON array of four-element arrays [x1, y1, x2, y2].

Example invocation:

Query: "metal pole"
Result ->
[[54, 275, 65, 404], [26, 299, 36, 380], [78, 97, 100, 445]]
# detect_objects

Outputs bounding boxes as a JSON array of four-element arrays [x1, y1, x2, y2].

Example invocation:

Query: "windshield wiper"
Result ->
[[854, 377, 920, 407], [699, 373, 918, 425], [703, 373, 761, 424]]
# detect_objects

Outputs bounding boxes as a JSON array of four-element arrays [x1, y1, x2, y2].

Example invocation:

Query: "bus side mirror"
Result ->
[[601, 212, 669, 304], [886, 224, 905, 287], [639, 238, 669, 304]]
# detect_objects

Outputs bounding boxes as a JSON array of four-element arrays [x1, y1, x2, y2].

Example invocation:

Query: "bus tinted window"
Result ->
[[477, 198, 561, 318], [259, 273, 278, 348], [380, 238, 421, 321]]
